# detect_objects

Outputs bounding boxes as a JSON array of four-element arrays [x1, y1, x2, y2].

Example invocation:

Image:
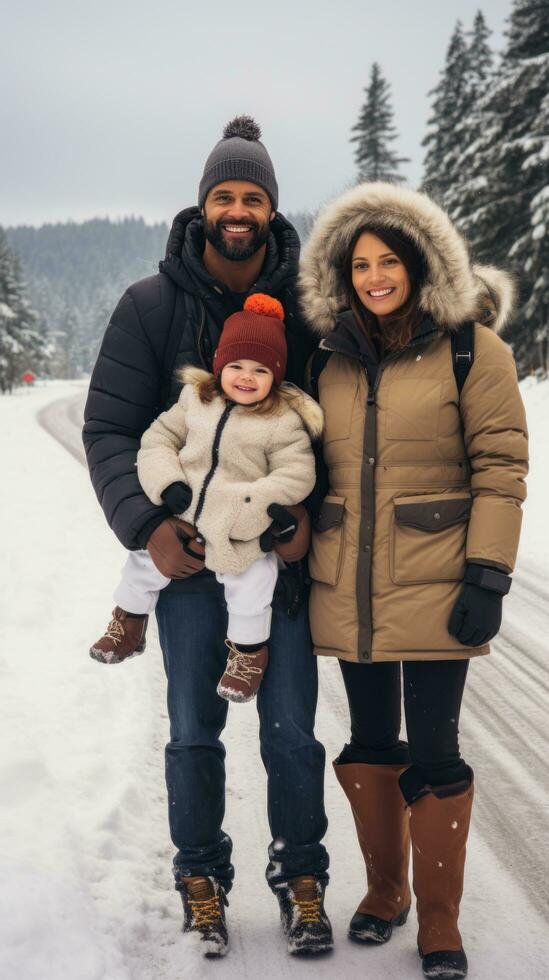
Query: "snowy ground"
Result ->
[[1, 378, 548, 980]]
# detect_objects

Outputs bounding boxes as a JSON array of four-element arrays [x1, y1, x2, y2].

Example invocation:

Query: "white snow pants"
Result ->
[[216, 550, 279, 644], [113, 549, 170, 614], [113, 549, 279, 644]]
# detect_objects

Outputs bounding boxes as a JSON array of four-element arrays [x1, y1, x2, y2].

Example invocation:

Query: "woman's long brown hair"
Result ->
[[344, 225, 427, 352]]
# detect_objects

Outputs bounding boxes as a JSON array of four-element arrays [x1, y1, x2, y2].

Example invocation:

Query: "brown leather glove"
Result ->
[[270, 504, 311, 563], [146, 518, 206, 579]]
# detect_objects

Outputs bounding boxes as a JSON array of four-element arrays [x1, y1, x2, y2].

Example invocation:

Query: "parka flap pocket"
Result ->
[[309, 495, 346, 587], [315, 496, 346, 532], [395, 496, 472, 533], [390, 492, 471, 586]]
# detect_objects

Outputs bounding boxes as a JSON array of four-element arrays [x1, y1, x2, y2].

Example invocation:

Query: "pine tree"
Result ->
[[351, 63, 409, 183], [443, 12, 495, 224], [505, 0, 549, 372], [0, 228, 51, 392], [422, 22, 470, 200], [460, 10, 494, 124], [526, 176, 549, 374], [446, 0, 549, 373]]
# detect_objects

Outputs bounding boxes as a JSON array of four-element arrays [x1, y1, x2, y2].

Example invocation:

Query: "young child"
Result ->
[[89, 294, 323, 703]]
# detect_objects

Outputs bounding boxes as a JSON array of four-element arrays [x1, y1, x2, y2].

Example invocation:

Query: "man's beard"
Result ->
[[203, 216, 270, 262]]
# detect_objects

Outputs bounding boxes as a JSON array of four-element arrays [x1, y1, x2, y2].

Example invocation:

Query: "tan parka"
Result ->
[[299, 183, 528, 663]]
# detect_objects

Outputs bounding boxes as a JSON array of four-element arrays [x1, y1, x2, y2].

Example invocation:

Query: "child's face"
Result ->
[[220, 359, 274, 405]]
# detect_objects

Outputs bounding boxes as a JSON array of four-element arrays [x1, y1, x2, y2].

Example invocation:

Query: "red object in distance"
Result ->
[[21, 371, 36, 383]]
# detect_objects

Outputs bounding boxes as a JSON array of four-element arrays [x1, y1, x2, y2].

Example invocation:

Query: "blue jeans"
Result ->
[[155, 582, 329, 893]]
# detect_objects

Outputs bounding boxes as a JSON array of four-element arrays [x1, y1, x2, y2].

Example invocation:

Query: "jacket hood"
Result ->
[[299, 182, 515, 337], [180, 365, 323, 439], [160, 207, 301, 302]]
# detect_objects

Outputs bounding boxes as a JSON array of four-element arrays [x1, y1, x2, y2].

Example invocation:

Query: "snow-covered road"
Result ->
[[2, 381, 548, 980]]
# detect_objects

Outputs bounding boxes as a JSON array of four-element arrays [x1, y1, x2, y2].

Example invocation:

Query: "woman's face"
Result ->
[[351, 232, 411, 318]]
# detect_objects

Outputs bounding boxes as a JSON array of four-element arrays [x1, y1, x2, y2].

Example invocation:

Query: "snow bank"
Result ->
[[0, 867, 130, 980]]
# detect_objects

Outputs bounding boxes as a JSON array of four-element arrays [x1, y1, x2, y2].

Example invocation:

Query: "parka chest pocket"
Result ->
[[320, 383, 358, 443], [385, 379, 442, 441], [309, 495, 346, 587], [390, 492, 471, 586]]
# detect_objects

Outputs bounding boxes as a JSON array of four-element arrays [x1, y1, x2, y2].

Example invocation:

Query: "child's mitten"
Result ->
[[161, 481, 193, 515]]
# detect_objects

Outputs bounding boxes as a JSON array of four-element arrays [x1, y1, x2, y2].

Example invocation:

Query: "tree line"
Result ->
[[2, 218, 168, 386], [0, 0, 547, 388], [0, 228, 51, 393]]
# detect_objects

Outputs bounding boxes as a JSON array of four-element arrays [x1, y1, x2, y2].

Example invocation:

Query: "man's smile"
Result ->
[[223, 223, 253, 235]]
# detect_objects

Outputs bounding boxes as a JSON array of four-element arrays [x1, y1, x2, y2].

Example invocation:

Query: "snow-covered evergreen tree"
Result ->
[[442, 13, 495, 225], [445, 0, 549, 373], [466, 10, 494, 88], [506, 1, 549, 372], [422, 22, 470, 200], [0, 228, 51, 393], [351, 63, 409, 183], [525, 176, 549, 374]]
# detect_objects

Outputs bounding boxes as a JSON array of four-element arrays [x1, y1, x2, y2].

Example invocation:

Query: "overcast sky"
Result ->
[[1, 0, 510, 228]]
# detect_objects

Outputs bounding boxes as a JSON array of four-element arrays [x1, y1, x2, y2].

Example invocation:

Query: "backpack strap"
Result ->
[[451, 321, 475, 396], [307, 347, 333, 400]]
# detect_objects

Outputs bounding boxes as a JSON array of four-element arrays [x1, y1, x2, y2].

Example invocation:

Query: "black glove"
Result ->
[[260, 504, 299, 553], [448, 563, 511, 647], [161, 481, 193, 515]]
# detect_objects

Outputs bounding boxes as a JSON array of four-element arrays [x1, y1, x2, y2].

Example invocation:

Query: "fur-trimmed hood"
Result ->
[[180, 365, 324, 439], [299, 182, 515, 337]]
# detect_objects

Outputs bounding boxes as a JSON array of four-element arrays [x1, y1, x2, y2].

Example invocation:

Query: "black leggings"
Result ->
[[338, 659, 470, 792]]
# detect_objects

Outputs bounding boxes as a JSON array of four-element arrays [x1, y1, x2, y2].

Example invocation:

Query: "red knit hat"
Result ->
[[213, 294, 287, 384]]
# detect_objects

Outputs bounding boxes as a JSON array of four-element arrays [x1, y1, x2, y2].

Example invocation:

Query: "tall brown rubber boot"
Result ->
[[409, 782, 474, 977], [334, 762, 411, 943]]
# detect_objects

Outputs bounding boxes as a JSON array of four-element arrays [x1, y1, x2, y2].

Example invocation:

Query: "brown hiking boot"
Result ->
[[216, 641, 268, 702], [89, 607, 148, 664], [179, 876, 229, 957], [275, 875, 333, 955], [334, 761, 411, 943]]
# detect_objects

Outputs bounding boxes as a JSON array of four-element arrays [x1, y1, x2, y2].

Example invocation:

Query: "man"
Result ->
[[83, 117, 331, 958]]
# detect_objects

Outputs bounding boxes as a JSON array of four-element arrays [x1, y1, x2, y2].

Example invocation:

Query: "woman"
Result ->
[[299, 182, 528, 979]]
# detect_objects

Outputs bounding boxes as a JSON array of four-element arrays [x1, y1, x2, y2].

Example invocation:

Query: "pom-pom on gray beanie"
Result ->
[[198, 116, 278, 211]]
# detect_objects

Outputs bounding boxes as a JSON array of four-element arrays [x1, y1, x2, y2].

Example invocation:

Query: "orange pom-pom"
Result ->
[[244, 293, 284, 320]]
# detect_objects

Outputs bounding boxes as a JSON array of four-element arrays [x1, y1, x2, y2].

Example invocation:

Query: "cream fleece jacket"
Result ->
[[137, 367, 323, 575]]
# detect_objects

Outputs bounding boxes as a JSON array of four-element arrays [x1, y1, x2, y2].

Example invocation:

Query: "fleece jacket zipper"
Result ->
[[193, 401, 236, 529]]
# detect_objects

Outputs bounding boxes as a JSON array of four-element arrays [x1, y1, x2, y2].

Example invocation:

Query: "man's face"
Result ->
[[202, 181, 275, 262]]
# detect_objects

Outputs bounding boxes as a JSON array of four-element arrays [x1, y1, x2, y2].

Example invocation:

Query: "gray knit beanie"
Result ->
[[198, 116, 278, 211]]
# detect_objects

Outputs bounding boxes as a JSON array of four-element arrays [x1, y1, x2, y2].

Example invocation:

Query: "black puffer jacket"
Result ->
[[82, 208, 317, 598]]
